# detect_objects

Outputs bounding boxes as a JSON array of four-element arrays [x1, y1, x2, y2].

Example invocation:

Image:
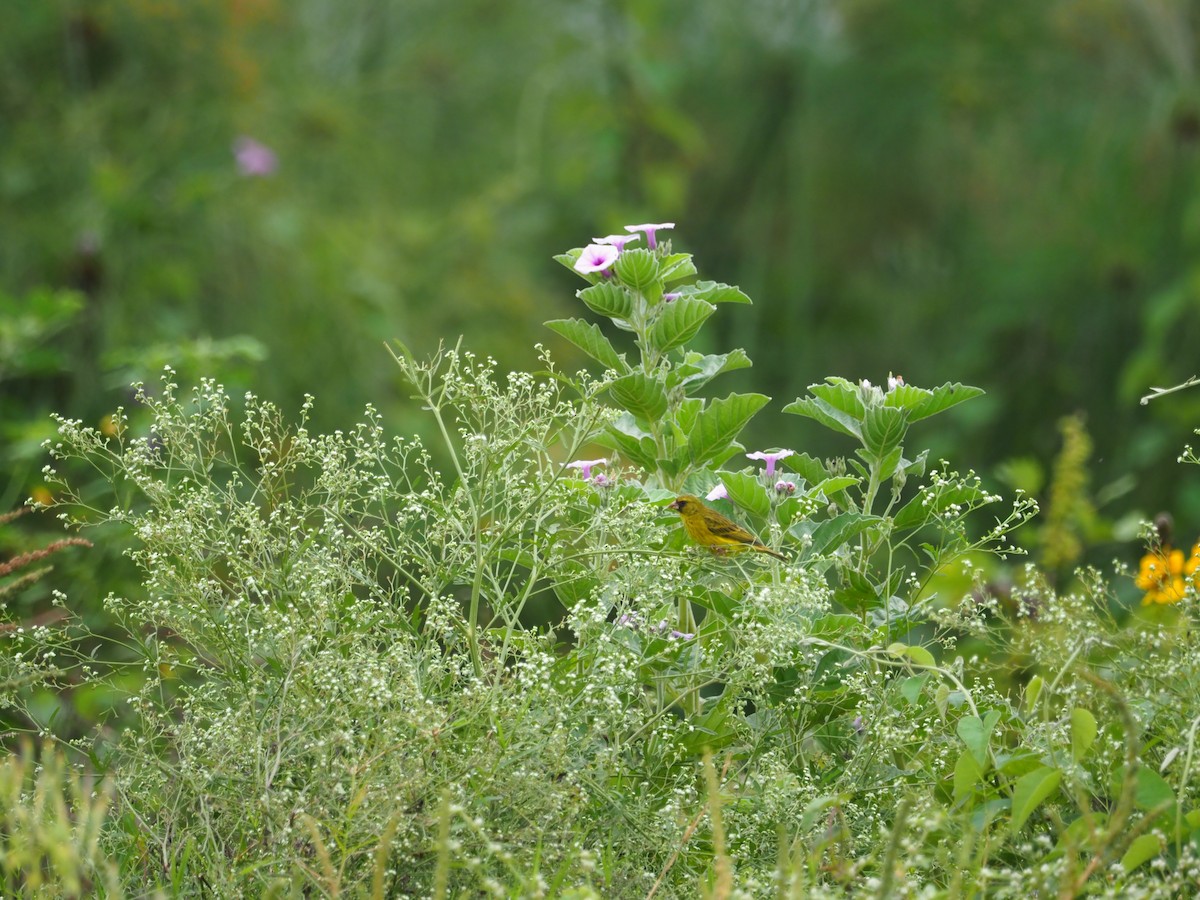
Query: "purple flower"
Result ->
[[593, 233, 641, 252], [567, 458, 607, 481], [747, 449, 795, 478], [592, 472, 611, 487], [706, 483, 728, 501], [233, 136, 278, 177], [662, 292, 681, 303], [775, 480, 796, 495], [852, 715, 864, 734], [624, 222, 675, 250], [573, 243, 619, 275], [669, 630, 694, 640]]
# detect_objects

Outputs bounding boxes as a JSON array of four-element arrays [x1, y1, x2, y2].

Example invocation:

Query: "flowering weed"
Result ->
[[9, 228, 1200, 896]]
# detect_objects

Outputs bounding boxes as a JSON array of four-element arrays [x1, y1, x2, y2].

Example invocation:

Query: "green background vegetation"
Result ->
[[6, 0, 1200, 518], [6, 2, 1200, 893]]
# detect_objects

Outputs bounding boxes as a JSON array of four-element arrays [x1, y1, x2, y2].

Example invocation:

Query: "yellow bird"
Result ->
[[669, 495, 787, 561]]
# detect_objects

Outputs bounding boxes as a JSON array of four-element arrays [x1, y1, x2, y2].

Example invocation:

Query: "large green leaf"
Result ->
[[719, 470, 771, 520], [898, 449, 929, 481], [1010, 766, 1062, 833], [797, 512, 884, 557], [554, 249, 583, 275], [686, 392, 771, 467], [1023, 675, 1043, 713], [577, 282, 633, 320], [689, 279, 752, 304], [597, 414, 658, 471], [785, 452, 830, 487], [908, 382, 985, 422], [782, 396, 862, 440], [670, 349, 752, 392], [673, 397, 704, 436], [613, 248, 659, 292], [655, 455, 683, 480], [1070, 708, 1097, 762], [1133, 767, 1176, 811], [667, 403, 699, 473], [833, 567, 877, 613], [651, 298, 716, 352], [862, 406, 908, 461], [954, 750, 986, 803], [807, 614, 860, 638], [870, 445, 904, 483], [887, 641, 935, 668], [551, 566, 600, 606], [659, 253, 697, 284], [805, 476, 859, 500], [957, 709, 1001, 768], [544, 318, 627, 373], [882, 383, 931, 413], [1120, 834, 1163, 873], [809, 378, 866, 420], [609, 372, 669, 422]]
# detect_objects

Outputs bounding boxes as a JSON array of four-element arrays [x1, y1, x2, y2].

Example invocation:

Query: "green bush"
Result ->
[[9, 230, 1199, 896]]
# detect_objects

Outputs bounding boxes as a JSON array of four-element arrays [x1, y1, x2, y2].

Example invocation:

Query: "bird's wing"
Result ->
[[706, 513, 760, 544]]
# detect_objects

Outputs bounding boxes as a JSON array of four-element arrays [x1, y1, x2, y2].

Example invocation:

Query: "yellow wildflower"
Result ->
[[1136, 541, 1200, 605]]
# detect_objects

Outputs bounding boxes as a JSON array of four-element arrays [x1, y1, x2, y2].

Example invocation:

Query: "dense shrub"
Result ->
[[6, 231, 1199, 897]]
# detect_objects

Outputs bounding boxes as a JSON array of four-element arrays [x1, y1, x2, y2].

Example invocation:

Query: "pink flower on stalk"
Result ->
[[747, 449, 795, 478], [574, 244, 619, 274], [706, 483, 728, 501], [233, 136, 278, 177], [593, 233, 641, 251], [567, 458, 607, 481], [662, 292, 681, 302], [775, 480, 796, 495], [624, 222, 675, 250]]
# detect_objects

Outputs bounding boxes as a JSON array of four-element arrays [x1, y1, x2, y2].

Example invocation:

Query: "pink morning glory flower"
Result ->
[[747, 449, 795, 478], [624, 222, 675, 250], [593, 233, 641, 251], [775, 480, 797, 495], [574, 244, 619, 275], [233, 136, 278, 177], [567, 458, 607, 481], [706, 483, 728, 501], [662, 292, 681, 303]]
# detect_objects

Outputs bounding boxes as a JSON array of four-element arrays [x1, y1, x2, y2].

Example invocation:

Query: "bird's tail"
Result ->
[[754, 544, 788, 562]]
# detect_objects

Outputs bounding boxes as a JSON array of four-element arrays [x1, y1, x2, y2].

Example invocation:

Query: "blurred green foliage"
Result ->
[[7, 6, 1200, 885], [4, 0, 1200, 529]]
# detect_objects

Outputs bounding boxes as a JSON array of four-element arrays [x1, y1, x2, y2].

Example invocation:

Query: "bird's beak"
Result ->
[[668, 500, 682, 511]]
